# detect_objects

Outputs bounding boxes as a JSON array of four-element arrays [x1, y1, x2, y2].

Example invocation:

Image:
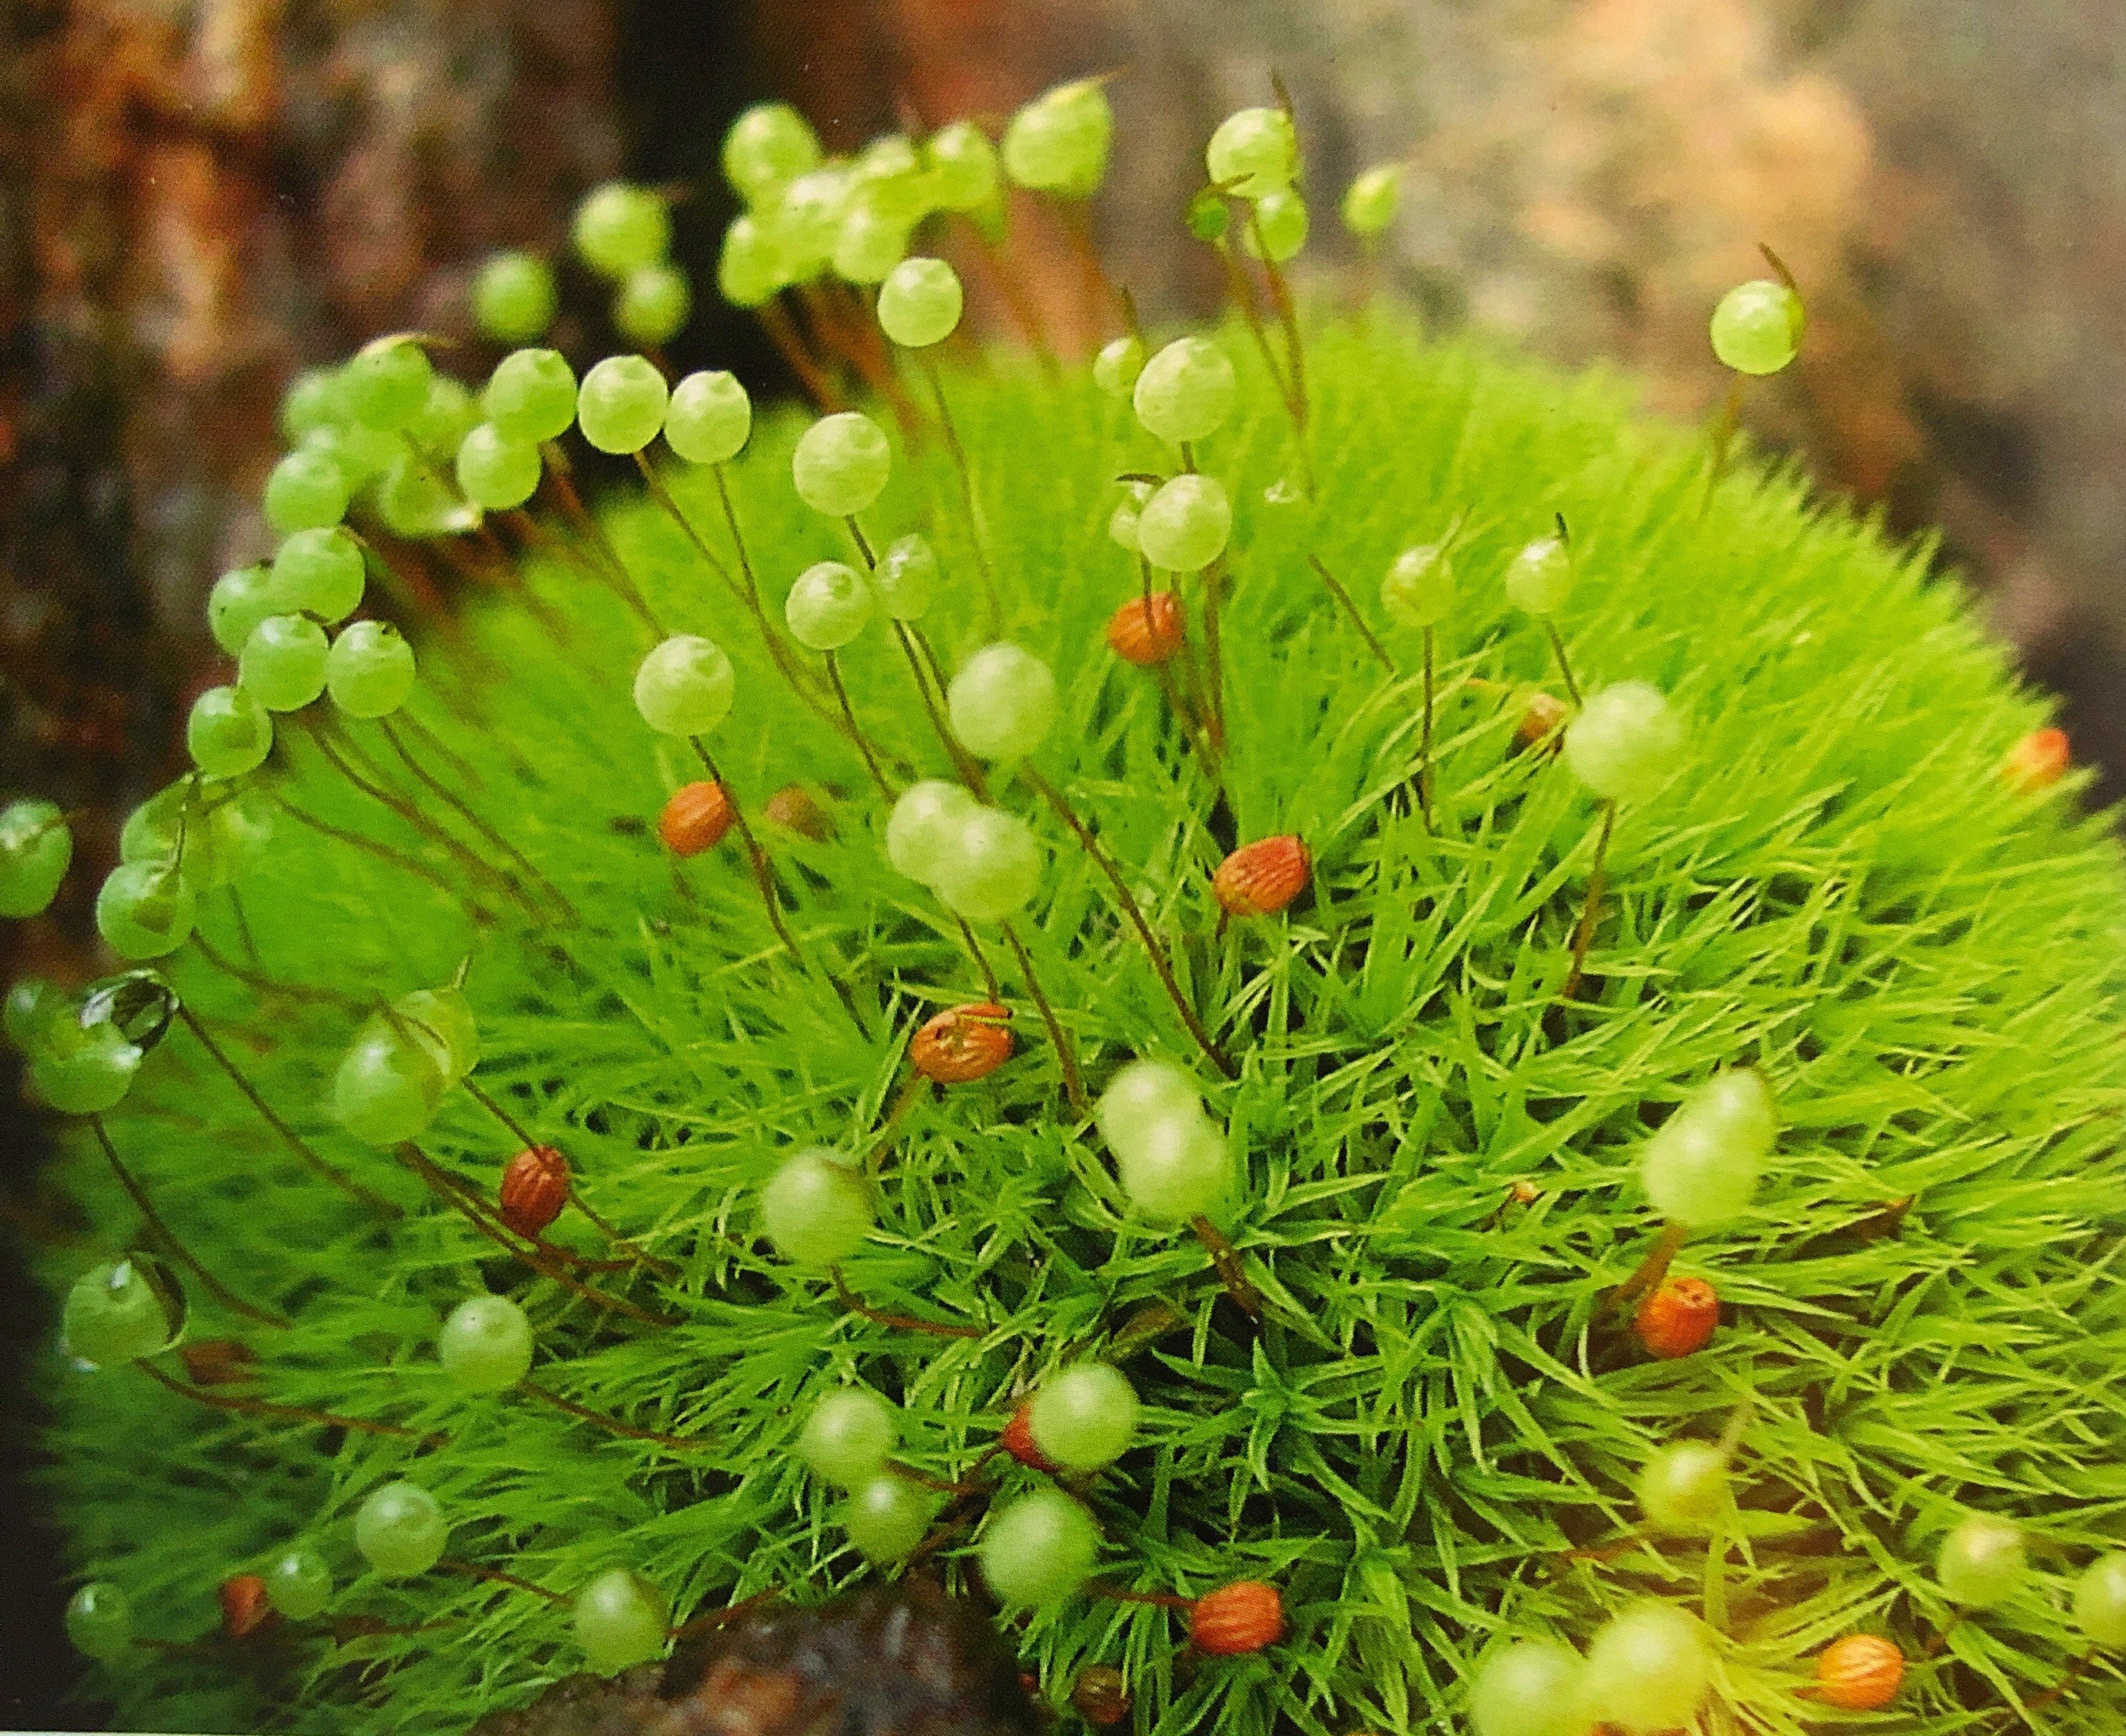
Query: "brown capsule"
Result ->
[[1071, 1665, 1132, 1727], [2002, 726, 2070, 794], [1105, 592, 1186, 666], [1189, 1580, 1284, 1656], [911, 1002, 1014, 1085], [1633, 1276, 1718, 1361], [1814, 1633, 1905, 1710], [1517, 691, 1570, 749], [499, 1143, 571, 1239], [218, 1573, 277, 1639], [178, 1338, 257, 1386], [659, 780, 735, 857], [764, 783, 832, 840], [1213, 836, 1311, 917], [999, 1401, 1058, 1472]]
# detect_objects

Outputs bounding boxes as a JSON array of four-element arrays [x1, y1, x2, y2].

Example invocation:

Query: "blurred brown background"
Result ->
[[4, 0, 2124, 1722]]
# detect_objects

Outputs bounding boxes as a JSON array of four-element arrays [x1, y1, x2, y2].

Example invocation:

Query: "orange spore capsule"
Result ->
[[1213, 836, 1310, 917], [2002, 726, 2070, 794], [911, 1002, 1014, 1084], [659, 780, 735, 856], [1634, 1276, 1718, 1360], [499, 1143, 571, 1238], [1190, 1580, 1284, 1655], [1814, 1634, 1905, 1710], [1106, 592, 1186, 666]]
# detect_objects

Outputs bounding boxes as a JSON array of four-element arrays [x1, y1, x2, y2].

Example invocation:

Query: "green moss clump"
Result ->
[[29, 316, 2126, 1736]]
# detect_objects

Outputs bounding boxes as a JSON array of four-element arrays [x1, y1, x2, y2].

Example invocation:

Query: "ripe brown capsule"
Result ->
[[218, 1573, 277, 1639], [1633, 1276, 1718, 1360], [911, 1002, 1014, 1084], [1105, 592, 1186, 666], [499, 1143, 571, 1239], [1814, 1633, 1905, 1710], [179, 1338, 257, 1386], [1517, 691, 1570, 749], [1071, 1665, 1132, 1727], [658, 780, 735, 857], [1189, 1580, 1284, 1656], [764, 783, 832, 840], [999, 1400, 1058, 1471], [1213, 836, 1310, 917], [2002, 726, 2070, 794]]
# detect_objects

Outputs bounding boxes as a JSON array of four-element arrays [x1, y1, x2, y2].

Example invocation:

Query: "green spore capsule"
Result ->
[[1093, 334, 1145, 399], [355, 1481, 448, 1579], [1133, 336, 1239, 445], [1381, 541, 1455, 628], [239, 615, 330, 713], [979, 1489, 1101, 1607], [484, 348, 578, 445], [723, 102, 822, 206], [394, 985, 478, 1080], [1342, 164, 1404, 238], [262, 447, 353, 534], [843, 1474, 937, 1564], [408, 376, 480, 459], [574, 182, 671, 280], [1468, 1640, 1587, 1736], [664, 370, 752, 466], [832, 196, 915, 287], [1094, 1060, 1204, 1161], [0, 798, 72, 918], [65, 1581, 134, 1662], [925, 120, 1000, 212], [455, 424, 541, 511], [207, 563, 277, 658], [279, 366, 343, 443], [1186, 186, 1231, 244], [785, 561, 875, 651], [948, 643, 1058, 760], [574, 1568, 669, 1675], [342, 336, 434, 433], [792, 411, 892, 517], [1710, 277, 1805, 376], [634, 635, 736, 737], [326, 621, 416, 719], [1563, 681, 1685, 806], [1639, 1067, 1776, 1225], [472, 250, 558, 345], [1241, 187, 1309, 263], [1582, 1603, 1712, 1736], [95, 860, 197, 961], [718, 214, 785, 309], [1936, 1515, 2027, 1609], [614, 262, 692, 348], [4, 977, 59, 1051], [577, 355, 671, 456], [1136, 473, 1231, 573], [1206, 107, 1298, 201], [1636, 1442, 1730, 1534], [436, 1294, 535, 1394], [1108, 498, 1141, 553], [29, 1011, 142, 1115], [263, 1547, 333, 1622], [1028, 1363, 1141, 1470], [375, 450, 480, 540], [187, 686, 273, 781], [873, 532, 937, 621], [62, 1257, 183, 1368], [769, 168, 852, 280], [1116, 1108, 1226, 1223], [878, 257, 963, 348], [1503, 534, 1572, 615], [333, 1020, 446, 1148], [797, 1387, 897, 1486], [269, 526, 367, 623], [1002, 79, 1113, 198], [2074, 1553, 2126, 1648], [761, 1145, 873, 1267], [933, 809, 1043, 924], [885, 780, 982, 884]]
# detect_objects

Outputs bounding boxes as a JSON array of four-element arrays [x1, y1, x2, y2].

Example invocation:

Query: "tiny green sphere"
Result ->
[[664, 370, 752, 465], [1342, 164, 1404, 238], [207, 563, 278, 658], [1636, 1442, 1730, 1534], [633, 635, 736, 738], [187, 685, 273, 780], [263, 446, 353, 534], [1002, 79, 1113, 198], [65, 1581, 133, 1662], [279, 366, 343, 443], [455, 423, 541, 511], [333, 1022, 445, 1148], [1469, 1640, 1588, 1736], [1108, 500, 1141, 553], [933, 809, 1043, 924], [63, 1258, 182, 1368], [723, 102, 822, 205], [4, 977, 59, 1050], [472, 250, 558, 345], [1710, 277, 1805, 377], [300, 420, 398, 491], [885, 780, 981, 884], [925, 120, 1001, 212], [394, 985, 478, 1080], [408, 375, 480, 458], [979, 1489, 1101, 1607], [1095, 1060, 1204, 1163], [1093, 334, 1145, 399], [614, 262, 693, 348], [761, 1145, 874, 1267], [1241, 187, 1309, 263], [29, 1015, 142, 1115], [1582, 1603, 1712, 1736], [0, 799, 72, 919], [574, 182, 671, 280], [355, 1481, 448, 1579], [832, 196, 915, 286], [342, 336, 434, 432], [1116, 1108, 1227, 1223], [1186, 187, 1231, 244], [718, 214, 785, 309], [792, 411, 892, 518], [1937, 1515, 2027, 1609], [1028, 1363, 1141, 1470], [483, 348, 579, 445], [948, 643, 1058, 760], [326, 621, 417, 719], [850, 135, 926, 222], [1640, 1067, 1777, 1225], [263, 1548, 333, 1622], [574, 1568, 670, 1675], [878, 257, 963, 348], [374, 451, 476, 540], [874, 533, 937, 621], [843, 1474, 937, 1564], [576, 355, 670, 455], [436, 1294, 535, 1394], [1206, 106, 1298, 201], [1564, 681, 1685, 807], [1504, 535, 1573, 615], [1381, 542, 1455, 629], [2074, 1553, 2126, 1649], [270, 526, 367, 623], [768, 168, 852, 280], [239, 614, 330, 713], [1133, 336, 1239, 445], [1136, 473, 1231, 573], [95, 859, 196, 960], [785, 561, 875, 651], [797, 1387, 897, 1486]]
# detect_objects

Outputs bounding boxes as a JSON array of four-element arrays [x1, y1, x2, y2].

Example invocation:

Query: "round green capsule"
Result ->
[[483, 348, 578, 445], [393, 985, 478, 1080], [1342, 164, 1404, 239], [240, 614, 330, 713], [1639, 1067, 1776, 1225], [29, 1012, 143, 1115], [842, 1474, 937, 1564], [1636, 1443, 1730, 1534], [263, 447, 352, 534], [614, 262, 692, 348], [1206, 107, 1297, 201], [1581, 1603, 1711, 1736], [1710, 278, 1804, 376], [873, 533, 937, 621], [1241, 187, 1309, 263], [333, 1020, 446, 1148], [270, 526, 367, 623], [797, 1387, 897, 1486], [355, 1481, 448, 1579], [187, 686, 273, 780], [634, 635, 735, 737], [832, 195, 915, 287], [62, 1257, 183, 1368], [664, 370, 752, 466], [1136, 474, 1231, 573], [207, 563, 277, 658], [1504, 535, 1572, 615], [435, 1294, 535, 1394], [1468, 1640, 1586, 1736], [2074, 1553, 2126, 1649], [455, 423, 541, 511], [1115, 1108, 1226, 1223], [760, 1145, 873, 1267], [95, 859, 195, 960], [723, 102, 822, 205], [342, 336, 434, 432], [1564, 682, 1685, 807], [574, 182, 671, 280], [472, 250, 558, 345], [924, 120, 1000, 212], [784, 561, 875, 651], [4, 977, 60, 1051], [576, 355, 670, 456], [1133, 336, 1238, 445], [574, 1568, 669, 1675], [1093, 334, 1145, 399], [1937, 1515, 2027, 1609], [263, 1548, 333, 1622], [948, 643, 1058, 760], [1381, 542, 1454, 628], [932, 809, 1043, 924], [279, 366, 344, 443], [408, 376, 480, 459], [1002, 79, 1113, 198], [0, 799, 72, 919], [769, 168, 852, 280], [326, 620, 416, 719], [718, 214, 785, 309], [792, 411, 891, 517], [1028, 1363, 1140, 1470], [885, 781, 981, 884], [65, 1581, 134, 1662], [877, 257, 963, 348], [1095, 1060, 1204, 1162], [979, 1490, 1100, 1607]]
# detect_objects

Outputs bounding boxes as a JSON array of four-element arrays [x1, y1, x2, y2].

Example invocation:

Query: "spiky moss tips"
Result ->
[[36, 315, 2126, 1736]]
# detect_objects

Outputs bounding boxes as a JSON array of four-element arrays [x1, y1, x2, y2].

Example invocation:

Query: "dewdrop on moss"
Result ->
[[1342, 164, 1404, 238], [573, 182, 671, 280], [1002, 79, 1113, 198], [1206, 107, 1297, 201], [1136, 474, 1231, 573], [355, 1481, 448, 1579], [1582, 1603, 1712, 1736], [761, 1145, 873, 1267], [873, 533, 937, 621], [1382, 541, 1455, 628], [436, 1295, 534, 1394], [979, 1489, 1101, 1607], [1937, 1515, 2027, 1609], [948, 643, 1058, 760], [1504, 534, 1573, 616], [933, 809, 1043, 923], [797, 1387, 897, 1486], [1027, 1363, 1140, 1470], [1640, 1068, 1776, 1225], [1093, 335, 1145, 398], [877, 257, 963, 348], [1468, 1640, 1586, 1736], [326, 621, 416, 719], [885, 781, 982, 884], [792, 411, 892, 517], [664, 371, 752, 466], [1133, 337, 1238, 445], [472, 250, 557, 344], [577, 355, 669, 455], [1711, 277, 1804, 376], [0, 799, 72, 919], [724, 102, 822, 205], [1636, 1442, 1730, 1534], [785, 561, 875, 651], [634, 636, 736, 737], [1565, 682, 1685, 805]]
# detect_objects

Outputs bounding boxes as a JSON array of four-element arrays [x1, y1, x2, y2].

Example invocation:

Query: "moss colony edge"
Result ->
[[7, 79, 2126, 1736]]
